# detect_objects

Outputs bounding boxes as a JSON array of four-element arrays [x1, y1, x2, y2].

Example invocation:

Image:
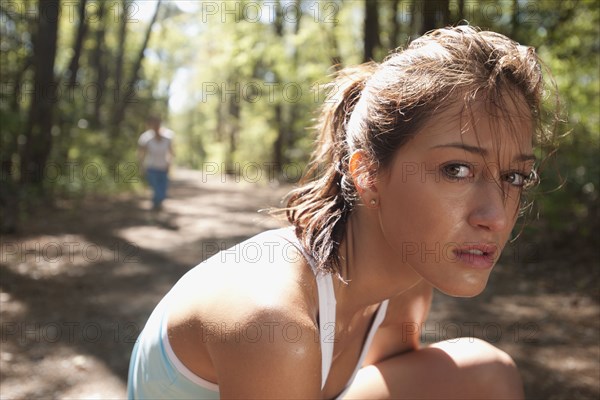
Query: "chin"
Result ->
[[436, 279, 489, 298]]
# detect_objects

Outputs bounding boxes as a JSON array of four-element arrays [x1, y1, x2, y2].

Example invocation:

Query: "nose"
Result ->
[[467, 181, 511, 232]]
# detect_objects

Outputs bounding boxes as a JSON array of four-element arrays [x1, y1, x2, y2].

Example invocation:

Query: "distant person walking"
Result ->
[[138, 116, 174, 211]]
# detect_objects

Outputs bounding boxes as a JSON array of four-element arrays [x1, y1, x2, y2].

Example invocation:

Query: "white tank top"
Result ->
[[127, 227, 389, 399]]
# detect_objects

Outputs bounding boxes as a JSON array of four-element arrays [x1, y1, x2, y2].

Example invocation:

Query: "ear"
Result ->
[[349, 150, 378, 199]]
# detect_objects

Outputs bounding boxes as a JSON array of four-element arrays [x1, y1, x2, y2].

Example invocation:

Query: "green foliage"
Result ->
[[521, 1, 599, 246], [49, 127, 145, 196], [0, 0, 597, 245]]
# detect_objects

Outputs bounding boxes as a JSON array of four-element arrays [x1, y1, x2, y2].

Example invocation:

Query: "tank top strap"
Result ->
[[272, 227, 336, 389], [314, 271, 336, 388]]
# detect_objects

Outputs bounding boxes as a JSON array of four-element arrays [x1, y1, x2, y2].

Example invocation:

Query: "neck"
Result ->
[[334, 206, 423, 317]]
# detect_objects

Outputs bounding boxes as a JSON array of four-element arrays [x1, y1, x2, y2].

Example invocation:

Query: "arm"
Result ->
[[166, 140, 174, 171], [137, 145, 146, 175], [207, 307, 323, 399], [363, 279, 433, 365]]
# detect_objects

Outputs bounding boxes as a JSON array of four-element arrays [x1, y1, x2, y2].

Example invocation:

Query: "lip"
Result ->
[[452, 244, 499, 270]]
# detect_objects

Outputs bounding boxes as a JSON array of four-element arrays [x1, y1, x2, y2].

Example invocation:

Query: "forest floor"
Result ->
[[1, 168, 598, 399]]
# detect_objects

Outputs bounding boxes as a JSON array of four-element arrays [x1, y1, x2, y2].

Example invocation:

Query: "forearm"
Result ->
[[137, 148, 146, 176]]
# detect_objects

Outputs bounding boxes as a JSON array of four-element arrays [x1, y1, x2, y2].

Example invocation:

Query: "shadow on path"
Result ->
[[0, 168, 288, 398]]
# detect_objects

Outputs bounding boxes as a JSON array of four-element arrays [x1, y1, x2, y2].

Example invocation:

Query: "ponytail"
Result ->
[[285, 64, 376, 278]]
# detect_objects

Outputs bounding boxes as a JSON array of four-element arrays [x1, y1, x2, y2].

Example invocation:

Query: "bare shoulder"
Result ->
[[168, 232, 324, 397], [170, 231, 319, 322], [208, 296, 322, 398]]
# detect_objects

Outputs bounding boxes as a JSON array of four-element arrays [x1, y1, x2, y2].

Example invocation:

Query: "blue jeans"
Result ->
[[145, 168, 168, 209]]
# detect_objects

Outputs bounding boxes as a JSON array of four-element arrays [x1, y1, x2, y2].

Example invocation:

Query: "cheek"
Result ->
[[507, 188, 524, 216], [377, 168, 477, 260], [378, 178, 448, 247]]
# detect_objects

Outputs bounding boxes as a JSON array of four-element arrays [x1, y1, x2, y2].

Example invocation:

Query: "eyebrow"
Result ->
[[432, 143, 537, 162]]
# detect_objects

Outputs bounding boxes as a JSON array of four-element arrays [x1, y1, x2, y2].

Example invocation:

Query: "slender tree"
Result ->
[[318, 1, 343, 69], [284, 0, 303, 164], [457, 0, 466, 22], [224, 85, 241, 174], [111, 0, 163, 136], [66, 0, 89, 88], [511, 0, 519, 38], [272, 0, 286, 170], [364, 0, 381, 61], [91, 1, 107, 126], [422, 0, 450, 34], [389, 0, 401, 50], [20, 0, 60, 185], [113, 0, 130, 115]]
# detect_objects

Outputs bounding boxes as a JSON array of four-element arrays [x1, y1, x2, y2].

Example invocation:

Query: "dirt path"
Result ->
[[1, 168, 598, 399]]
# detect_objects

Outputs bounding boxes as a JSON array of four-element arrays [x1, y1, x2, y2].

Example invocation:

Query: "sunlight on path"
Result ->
[[117, 168, 289, 266], [0, 167, 292, 399]]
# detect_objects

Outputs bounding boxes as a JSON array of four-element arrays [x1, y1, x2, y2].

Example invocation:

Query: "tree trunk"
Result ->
[[67, 0, 88, 88], [389, 0, 401, 49], [511, 0, 519, 38], [421, 0, 449, 34], [364, 0, 380, 62], [225, 95, 240, 174], [126, 0, 162, 94], [284, 0, 302, 165], [272, 104, 284, 170], [457, 0, 465, 21], [91, 2, 107, 126], [329, 28, 342, 69], [410, 0, 418, 36], [313, 2, 342, 69], [215, 96, 224, 142], [271, 0, 285, 171], [113, 0, 129, 106], [111, 0, 162, 136], [10, 57, 32, 113], [19, 0, 59, 185]]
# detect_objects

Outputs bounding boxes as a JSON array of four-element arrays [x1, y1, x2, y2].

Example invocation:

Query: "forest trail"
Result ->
[[1, 168, 598, 399]]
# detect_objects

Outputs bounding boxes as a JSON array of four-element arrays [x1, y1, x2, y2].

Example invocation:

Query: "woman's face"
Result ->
[[375, 98, 535, 297]]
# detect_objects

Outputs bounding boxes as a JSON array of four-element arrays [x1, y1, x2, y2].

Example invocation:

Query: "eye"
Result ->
[[442, 163, 473, 180], [502, 171, 531, 188]]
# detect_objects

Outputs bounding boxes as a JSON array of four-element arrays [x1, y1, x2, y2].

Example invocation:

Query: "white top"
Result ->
[[138, 128, 173, 170]]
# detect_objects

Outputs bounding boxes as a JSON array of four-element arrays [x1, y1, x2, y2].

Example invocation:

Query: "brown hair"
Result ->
[[285, 25, 555, 277]]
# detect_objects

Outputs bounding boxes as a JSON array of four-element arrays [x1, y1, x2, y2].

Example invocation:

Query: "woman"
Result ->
[[128, 26, 554, 399]]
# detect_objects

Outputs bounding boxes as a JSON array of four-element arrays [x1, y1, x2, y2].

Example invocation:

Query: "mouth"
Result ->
[[452, 244, 498, 269]]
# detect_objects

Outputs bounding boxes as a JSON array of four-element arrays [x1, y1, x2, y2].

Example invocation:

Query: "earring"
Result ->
[[369, 199, 377, 206]]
